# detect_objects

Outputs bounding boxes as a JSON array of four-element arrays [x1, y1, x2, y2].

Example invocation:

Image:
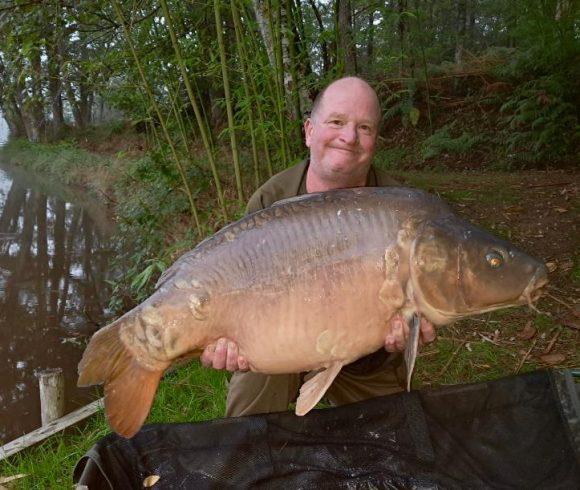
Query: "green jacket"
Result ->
[[245, 159, 401, 375], [247, 159, 400, 213]]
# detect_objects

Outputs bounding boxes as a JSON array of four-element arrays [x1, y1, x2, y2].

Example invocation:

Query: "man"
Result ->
[[202, 77, 435, 416]]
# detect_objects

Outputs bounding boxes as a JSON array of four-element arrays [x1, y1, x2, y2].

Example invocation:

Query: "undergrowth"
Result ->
[[421, 124, 486, 161]]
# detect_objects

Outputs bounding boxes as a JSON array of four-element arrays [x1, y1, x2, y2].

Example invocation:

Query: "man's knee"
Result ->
[[226, 371, 301, 417], [325, 354, 406, 406]]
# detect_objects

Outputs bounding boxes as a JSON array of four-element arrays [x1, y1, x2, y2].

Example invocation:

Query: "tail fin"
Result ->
[[78, 321, 167, 438]]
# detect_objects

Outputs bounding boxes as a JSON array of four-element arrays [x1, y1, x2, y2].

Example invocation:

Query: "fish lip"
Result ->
[[519, 267, 549, 303]]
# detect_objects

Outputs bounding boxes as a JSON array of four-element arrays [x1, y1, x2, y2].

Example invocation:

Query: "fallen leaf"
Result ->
[[539, 353, 566, 364], [553, 207, 568, 213], [0, 474, 27, 484], [560, 258, 573, 271], [516, 322, 537, 340], [558, 315, 580, 330], [545, 261, 557, 273], [504, 204, 524, 213], [143, 475, 160, 487]]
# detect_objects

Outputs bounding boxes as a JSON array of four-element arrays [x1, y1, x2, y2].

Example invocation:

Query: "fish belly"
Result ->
[[218, 257, 393, 373]]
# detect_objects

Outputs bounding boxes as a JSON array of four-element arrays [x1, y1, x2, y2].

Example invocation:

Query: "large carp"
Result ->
[[78, 187, 548, 438]]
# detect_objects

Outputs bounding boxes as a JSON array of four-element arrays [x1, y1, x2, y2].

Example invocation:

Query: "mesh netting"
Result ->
[[74, 370, 580, 489]]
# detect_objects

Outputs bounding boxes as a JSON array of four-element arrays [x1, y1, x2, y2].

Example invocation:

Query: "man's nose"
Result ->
[[338, 123, 358, 145]]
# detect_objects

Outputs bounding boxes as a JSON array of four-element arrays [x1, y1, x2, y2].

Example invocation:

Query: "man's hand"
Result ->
[[383, 314, 436, 353], [200, 338, 249, 372]]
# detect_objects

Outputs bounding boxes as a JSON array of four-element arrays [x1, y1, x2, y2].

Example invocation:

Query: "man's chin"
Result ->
[[323, 161, 369, 183]]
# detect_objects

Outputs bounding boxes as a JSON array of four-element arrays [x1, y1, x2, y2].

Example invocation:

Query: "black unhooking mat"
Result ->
[[74, 370, 580, 489]]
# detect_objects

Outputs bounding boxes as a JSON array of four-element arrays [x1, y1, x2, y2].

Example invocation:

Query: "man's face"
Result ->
[[304, 80, 380, 184]]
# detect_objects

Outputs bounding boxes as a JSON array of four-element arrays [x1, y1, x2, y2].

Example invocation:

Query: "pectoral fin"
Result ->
[[404, 314, 421, 391], [295, 361, 343, 416]]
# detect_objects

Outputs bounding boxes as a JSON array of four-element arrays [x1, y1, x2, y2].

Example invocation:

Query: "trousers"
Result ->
[[225, 353, 406, 417]]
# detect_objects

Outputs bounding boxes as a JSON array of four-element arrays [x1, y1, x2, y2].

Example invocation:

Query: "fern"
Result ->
[[421, 124, 485, 160]]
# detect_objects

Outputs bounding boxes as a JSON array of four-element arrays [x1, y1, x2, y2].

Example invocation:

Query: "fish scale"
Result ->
[[78, 187, 548, 438]]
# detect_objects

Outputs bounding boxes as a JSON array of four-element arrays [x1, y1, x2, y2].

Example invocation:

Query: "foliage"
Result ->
[[382, 79, 421, 128], [421, 124, 485, 161], [498, 76, 579, 167]]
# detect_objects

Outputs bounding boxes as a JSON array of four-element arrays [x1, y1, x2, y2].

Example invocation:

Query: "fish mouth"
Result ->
[[519, 266, 549, 312]]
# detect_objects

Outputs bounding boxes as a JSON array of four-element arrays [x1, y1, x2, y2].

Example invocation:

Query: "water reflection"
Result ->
[[0, 164, 119, 443]]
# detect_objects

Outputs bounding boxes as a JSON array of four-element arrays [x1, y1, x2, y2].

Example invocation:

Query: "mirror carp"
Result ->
[[78, 187, 548, 438]]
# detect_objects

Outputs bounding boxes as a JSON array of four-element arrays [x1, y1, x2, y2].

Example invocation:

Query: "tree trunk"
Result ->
[[65, 81, 84, 128], [307, 0, 330, 74], [365, 8, 375, 74], [79, 81, 92, 127], [0, 57, 27, 138], [283, 0, 302, 121], [397, 0, 408, 76], [24, 49, 45, 142], [2, 97, 27, 138], [47, 6, 65, 138], [455, 0, 467, 65], [336, 0, 356, 75], [252, 0, 277, 69]]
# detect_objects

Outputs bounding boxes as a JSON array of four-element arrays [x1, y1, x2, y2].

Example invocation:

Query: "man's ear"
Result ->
[[304, 118, 313, 148]]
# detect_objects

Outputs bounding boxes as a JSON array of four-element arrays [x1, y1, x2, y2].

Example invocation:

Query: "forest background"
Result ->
[[0, 1, 578, 486], [1, 2, 578, 293]]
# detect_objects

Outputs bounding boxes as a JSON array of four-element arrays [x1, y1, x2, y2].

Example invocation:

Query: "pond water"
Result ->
[[0, 159, 121, 444]]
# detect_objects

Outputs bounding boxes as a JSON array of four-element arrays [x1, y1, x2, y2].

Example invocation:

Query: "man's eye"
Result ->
[[329, 120, 343, 126]]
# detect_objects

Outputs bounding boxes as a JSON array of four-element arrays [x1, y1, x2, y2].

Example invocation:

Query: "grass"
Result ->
[[0, 139, 115, 186]]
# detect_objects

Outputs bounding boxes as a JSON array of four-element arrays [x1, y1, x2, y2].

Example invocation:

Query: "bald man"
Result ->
[[202, 77, 435, 416]]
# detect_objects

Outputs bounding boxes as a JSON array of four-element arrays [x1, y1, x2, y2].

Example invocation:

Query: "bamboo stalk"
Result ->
[[112, 0, 202, 235], [237, 0, 275, 176], [231, 0, 260, 188], [214, 0, 244, 205], [160, 0, 228, 221], [168, 81, 204, 177]]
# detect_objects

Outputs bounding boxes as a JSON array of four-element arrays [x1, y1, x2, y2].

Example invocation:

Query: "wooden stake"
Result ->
[[37, 368, 64, 426]]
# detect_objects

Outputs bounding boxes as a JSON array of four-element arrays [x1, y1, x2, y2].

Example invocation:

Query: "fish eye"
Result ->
[[486, 251, 503, 269]]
